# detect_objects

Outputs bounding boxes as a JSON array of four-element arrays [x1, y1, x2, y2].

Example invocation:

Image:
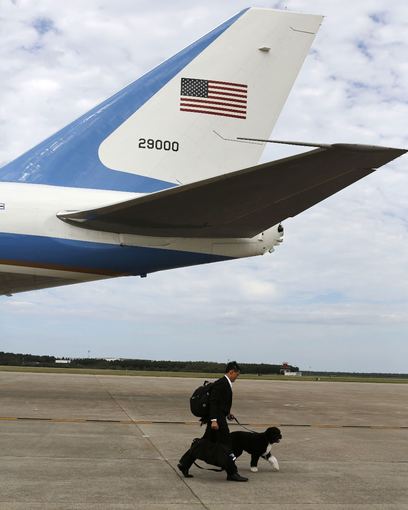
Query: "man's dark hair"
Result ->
[[225, 361, 241, 373]]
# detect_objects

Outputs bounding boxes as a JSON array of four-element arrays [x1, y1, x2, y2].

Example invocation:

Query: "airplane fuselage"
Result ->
[[0, 182, 284, 289]]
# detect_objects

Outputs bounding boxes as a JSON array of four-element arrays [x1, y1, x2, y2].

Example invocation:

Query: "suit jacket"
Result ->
[[209, 376, 232, 421]]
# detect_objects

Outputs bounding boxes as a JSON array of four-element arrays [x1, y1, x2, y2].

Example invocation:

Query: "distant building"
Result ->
[[280, 361, 301, 376], [283, 370, 302, 377]]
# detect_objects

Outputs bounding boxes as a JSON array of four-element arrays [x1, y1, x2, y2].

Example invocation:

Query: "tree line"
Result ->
[[1, 351, 406, 377], [0, 351, 297, 374]]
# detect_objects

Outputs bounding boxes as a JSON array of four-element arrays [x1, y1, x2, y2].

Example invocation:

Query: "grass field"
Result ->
[[0, 365, 407, 383]]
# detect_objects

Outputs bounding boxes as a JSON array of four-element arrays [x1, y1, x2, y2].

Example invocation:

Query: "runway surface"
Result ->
[[0, 370, 407, 509]]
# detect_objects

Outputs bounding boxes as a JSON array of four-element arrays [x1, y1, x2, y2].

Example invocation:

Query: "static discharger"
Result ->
[[237, 137, 331, 148]]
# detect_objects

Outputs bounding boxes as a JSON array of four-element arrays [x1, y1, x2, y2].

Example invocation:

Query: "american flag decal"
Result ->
[[180, 78, 247, 119]]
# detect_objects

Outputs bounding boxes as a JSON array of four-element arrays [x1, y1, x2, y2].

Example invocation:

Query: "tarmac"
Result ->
[[0, 370, 407, 509]]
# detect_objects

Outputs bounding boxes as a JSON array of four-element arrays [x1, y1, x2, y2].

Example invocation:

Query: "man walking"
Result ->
[[178, 361, 248, 482]]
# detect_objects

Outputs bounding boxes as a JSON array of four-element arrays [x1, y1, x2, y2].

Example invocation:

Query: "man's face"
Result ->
[[227, 370, 240, 383]]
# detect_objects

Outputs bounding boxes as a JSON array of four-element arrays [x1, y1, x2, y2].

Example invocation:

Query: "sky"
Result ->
[[0, 0, 407, 372]]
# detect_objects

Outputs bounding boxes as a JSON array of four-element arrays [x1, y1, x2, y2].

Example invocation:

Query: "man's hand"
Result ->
[[211, 420, 219, 430], [227, 414, 235, 421]]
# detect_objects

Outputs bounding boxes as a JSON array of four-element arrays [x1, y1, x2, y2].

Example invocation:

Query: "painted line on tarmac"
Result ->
[[0, 416, 407, 430]]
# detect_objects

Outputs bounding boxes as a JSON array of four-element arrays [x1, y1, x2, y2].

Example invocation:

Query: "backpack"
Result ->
[[190, 380, 214, 418]]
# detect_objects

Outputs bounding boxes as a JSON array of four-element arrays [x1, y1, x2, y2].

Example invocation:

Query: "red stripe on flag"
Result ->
[[180, 103, 246, 114], [208, 90, 247, 99], [180, 98, 247, 109], [208, 85, 248, 94], [208, 80, 247, 88], [207, 95, 247, 104]]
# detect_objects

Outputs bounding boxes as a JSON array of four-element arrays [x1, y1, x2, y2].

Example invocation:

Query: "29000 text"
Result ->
[[138, 138, 179, 151]]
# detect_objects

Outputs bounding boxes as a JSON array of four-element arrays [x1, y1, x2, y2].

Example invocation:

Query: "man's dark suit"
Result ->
[[209, 375, 233, 418], [179, 375, 238, 475], [203, 375, 233, 447]]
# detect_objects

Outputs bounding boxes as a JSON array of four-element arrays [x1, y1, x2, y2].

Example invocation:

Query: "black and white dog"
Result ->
[[230, 427, 282, 472]]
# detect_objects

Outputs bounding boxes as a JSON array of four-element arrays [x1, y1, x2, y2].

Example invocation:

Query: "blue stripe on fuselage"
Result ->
[[0, 10, 248, 193], [0, 233, 230, 276]]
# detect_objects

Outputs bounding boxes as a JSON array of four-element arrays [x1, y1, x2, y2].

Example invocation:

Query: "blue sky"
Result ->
[[1, 0, 408, 372]]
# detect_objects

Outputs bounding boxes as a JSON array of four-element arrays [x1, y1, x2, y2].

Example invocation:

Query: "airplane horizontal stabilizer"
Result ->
[[58, 144, 406, 238]]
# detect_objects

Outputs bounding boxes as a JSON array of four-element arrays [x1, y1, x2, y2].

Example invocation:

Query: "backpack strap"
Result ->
[[193, 461, 224, 472]]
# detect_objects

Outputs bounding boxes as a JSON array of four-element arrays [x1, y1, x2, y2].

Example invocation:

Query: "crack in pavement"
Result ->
[[95, 375, 210, 510]]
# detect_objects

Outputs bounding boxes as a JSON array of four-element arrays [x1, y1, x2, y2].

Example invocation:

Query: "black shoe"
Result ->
[[227, 473, 248, 482], [177, 463, 193, 478]]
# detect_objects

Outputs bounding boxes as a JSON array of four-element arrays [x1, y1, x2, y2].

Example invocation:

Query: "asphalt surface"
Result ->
[[0, 371, 407, 509]]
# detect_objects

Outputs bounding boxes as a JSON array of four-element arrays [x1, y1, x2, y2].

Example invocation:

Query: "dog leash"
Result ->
[[232, 416, 256, 433], [199, 416, 256, 433]]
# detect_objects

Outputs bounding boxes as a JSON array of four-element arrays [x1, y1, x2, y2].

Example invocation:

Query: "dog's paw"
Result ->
[[250, 466, 258, 473], [268, 455, 279, 471]]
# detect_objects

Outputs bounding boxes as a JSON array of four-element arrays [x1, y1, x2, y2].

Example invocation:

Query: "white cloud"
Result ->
[[0, 0, 407, 371]]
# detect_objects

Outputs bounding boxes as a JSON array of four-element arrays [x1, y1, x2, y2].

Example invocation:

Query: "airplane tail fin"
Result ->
[[1, 8, 322, 192]]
